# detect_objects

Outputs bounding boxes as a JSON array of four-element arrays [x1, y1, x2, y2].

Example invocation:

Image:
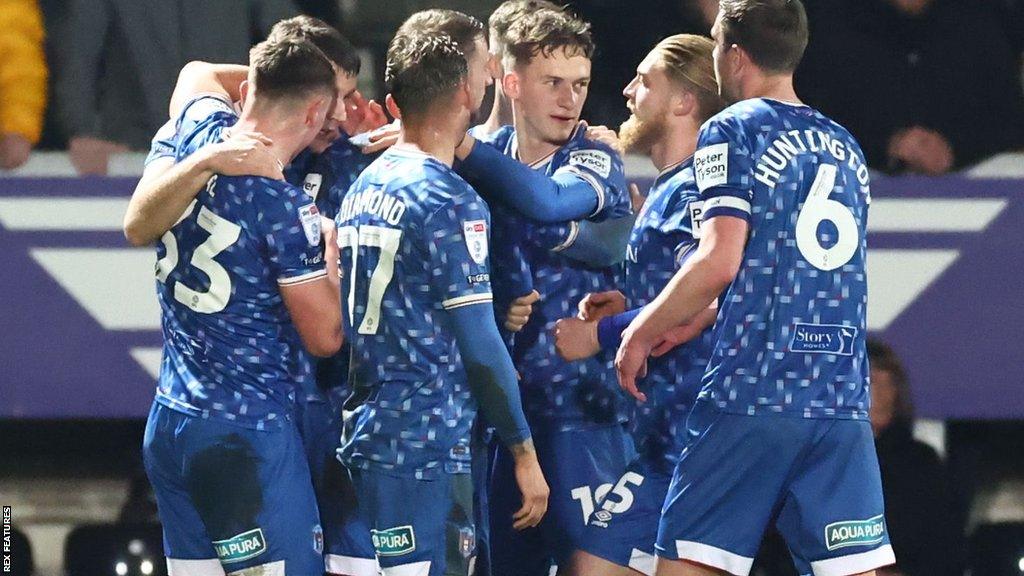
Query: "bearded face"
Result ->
[[620, 52, 674, 155], [619, 112, 666, 155]]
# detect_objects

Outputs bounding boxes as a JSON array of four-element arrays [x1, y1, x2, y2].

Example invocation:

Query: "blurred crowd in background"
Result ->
[[1, 0, 1023, 175]]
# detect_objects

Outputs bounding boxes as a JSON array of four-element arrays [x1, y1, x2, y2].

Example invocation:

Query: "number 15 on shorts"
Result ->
[[571, 472, 644, 525]]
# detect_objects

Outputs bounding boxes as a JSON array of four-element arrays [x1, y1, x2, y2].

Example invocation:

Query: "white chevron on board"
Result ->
[[10, 195, 992, 373], [0, 197, 130, 230], [30, 248, 159, 330], [25, 246, 967, 349], [868, 199, 1007, 233], [130, 347, 163, 379], [0, 196, 1009, 234], [866, 249, 961, 331]]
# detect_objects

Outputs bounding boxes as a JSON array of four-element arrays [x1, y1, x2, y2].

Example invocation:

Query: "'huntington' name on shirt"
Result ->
[[339, 188, 408, 225], [754, 130, 870, 190]]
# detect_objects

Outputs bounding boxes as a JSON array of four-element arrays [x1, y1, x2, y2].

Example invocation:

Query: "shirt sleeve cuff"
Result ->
[[701, 193, 752, 221]]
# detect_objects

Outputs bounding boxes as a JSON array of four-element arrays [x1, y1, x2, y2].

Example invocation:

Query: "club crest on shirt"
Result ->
[[299, 203, 321, 246], [462, 220, 488, 265]]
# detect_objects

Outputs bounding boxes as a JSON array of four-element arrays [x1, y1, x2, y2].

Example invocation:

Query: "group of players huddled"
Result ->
[[123, 0, 896, 575]]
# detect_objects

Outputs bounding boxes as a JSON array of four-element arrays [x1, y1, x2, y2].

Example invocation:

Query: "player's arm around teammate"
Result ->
[[125, 17, 368, 247], [124, 61, 283, 247], [124, 131, 284, 246]]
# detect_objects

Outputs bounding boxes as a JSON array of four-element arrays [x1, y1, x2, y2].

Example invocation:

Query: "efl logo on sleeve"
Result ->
[[694, 143, 729, 192], [790, 323, 858, 356], [299, 204, 322, 246], [462, 220, 489, 265], [569, 149, 613, 179]]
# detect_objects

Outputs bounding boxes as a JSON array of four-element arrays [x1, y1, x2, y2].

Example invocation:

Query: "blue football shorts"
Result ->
[[297, 395, 377, 575], [350, 468, 476, 576], [143, 401, 323, 575], [488, 424, 636, 576], [655, 400, 896, 576], [575, 457, 671, 576]]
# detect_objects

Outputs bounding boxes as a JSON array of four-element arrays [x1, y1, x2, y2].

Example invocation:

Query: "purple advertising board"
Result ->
[[0, 175, 1021, 419]]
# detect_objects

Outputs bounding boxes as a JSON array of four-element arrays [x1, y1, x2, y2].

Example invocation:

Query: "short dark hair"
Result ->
[[396, 9, 486, 58], [717, 0, 808, 73], [385, 33, 467, 118], [489, 0, 563, 57], [248, 38, 337, 103], [268, 15, 361, 76], [867, 337, 915, 422], [503, 9, 594, 69]]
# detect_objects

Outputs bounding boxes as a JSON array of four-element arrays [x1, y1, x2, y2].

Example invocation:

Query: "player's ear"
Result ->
[[502, 71, 520, 100], [487, 52, 501, 81], [673, 90, 695, 119], [384, 94, 402, 120], [731, 43, 747, 75], [238, 80, 250, 109], [456, 78, 472, 110], [305, 95, 330, 129]]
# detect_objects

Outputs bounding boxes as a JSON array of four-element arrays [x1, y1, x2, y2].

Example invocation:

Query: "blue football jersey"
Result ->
[[285, 134, 374, 220], [172, 96, 239, 162], [284, 135, 376, 408], [483, 124, 632, 433], [336, 148, 492, 479], [145, 118, 178, 166], [624, 159, 714, 472], [692, 98, 871, 419], [169, 98, 321, 412], [146, 93, 242, 167], [155, 181, 328, 431]]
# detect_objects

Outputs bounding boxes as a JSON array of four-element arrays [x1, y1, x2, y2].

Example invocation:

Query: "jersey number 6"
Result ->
[[795, 164, 859, 272]]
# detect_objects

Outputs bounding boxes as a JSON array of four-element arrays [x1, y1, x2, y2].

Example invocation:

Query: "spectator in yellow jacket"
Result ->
[[0, 0, 47, 170]]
